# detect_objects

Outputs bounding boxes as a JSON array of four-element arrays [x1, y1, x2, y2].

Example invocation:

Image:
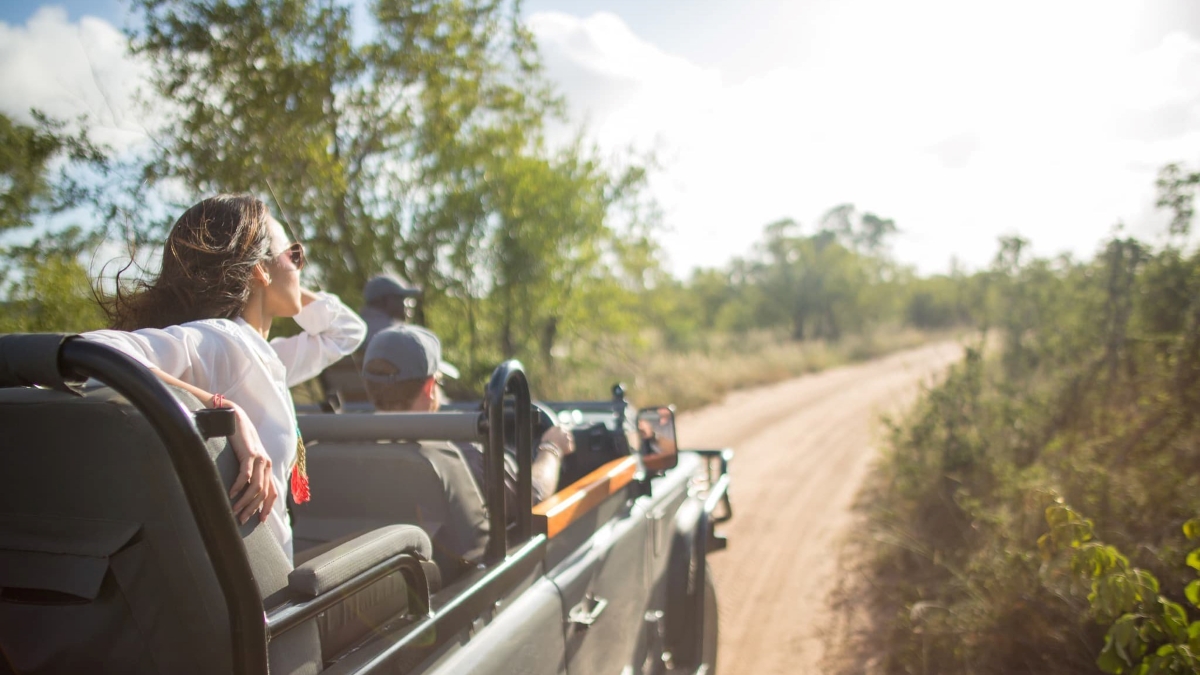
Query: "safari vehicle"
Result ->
[[0, 334, 732, 675]]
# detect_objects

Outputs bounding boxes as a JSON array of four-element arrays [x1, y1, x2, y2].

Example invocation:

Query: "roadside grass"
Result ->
[[823, 240, 1200, 675], [296, 326, 957, 411], [530, 326, 952, 410]]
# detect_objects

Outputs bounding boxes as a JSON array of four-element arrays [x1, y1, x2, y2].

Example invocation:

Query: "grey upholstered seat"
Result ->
[[293, 439, 489, 583], [0, 383, 431, 674]]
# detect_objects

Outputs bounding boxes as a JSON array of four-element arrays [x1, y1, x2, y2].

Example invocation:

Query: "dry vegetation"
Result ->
[[833, 236, 1200, 675], [532, 326, 948, 410]]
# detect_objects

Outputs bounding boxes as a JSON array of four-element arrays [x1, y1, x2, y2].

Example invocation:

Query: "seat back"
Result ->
[[0, 385, 239, 674], [0, 384, 323, 675], [293, 440, 488, 581], [316, 354, 371, 411]]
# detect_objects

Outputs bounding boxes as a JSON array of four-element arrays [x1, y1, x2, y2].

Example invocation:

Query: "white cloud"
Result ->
[[0, 6, 157, 150], [529, 3, 1200, 276], [5, 4, 1197, 275]]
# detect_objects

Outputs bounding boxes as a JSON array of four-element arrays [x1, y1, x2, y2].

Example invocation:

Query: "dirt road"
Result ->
[[677, 341, 966, 674]]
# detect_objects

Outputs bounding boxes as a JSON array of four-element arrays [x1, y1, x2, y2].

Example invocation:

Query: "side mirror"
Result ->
[[636, 406, 678, 472]]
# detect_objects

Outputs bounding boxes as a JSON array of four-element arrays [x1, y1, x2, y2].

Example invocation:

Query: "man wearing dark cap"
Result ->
[[318, 274, 455, 410], [360, 274, 423, 345], [362, 325, 575, 518]]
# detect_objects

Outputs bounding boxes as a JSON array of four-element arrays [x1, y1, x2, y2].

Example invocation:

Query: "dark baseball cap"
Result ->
[[363, 274, 422, 305], [361, 325, 460, 383]]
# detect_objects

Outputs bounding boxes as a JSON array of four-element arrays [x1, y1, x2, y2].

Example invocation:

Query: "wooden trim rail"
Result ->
[[532, 456, 639, 538]]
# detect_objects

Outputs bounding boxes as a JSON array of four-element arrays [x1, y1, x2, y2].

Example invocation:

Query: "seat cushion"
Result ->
[[288, 525, 431, 597], [289, 526, 432, 662]]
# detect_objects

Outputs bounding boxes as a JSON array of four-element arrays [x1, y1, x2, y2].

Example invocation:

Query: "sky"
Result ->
[[3, 0, 1200, 276]]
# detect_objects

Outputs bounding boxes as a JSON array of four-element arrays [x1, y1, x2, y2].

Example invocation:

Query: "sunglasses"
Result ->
[[272, 242, 306, 270]]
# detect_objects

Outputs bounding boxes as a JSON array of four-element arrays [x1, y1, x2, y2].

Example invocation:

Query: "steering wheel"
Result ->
[[500, 400, 558, 448]]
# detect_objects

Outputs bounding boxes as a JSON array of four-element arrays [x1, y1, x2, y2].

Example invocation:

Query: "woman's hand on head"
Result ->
[[222, 401, 278, 524], [299, 287, 319, 307]]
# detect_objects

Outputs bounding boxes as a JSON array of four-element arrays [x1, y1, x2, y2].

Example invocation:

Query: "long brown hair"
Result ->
[[102, 194, 272, 330]]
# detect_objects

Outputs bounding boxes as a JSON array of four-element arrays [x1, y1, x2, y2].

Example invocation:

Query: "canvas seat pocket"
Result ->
[[0, 513, 152, 674], [0, 513, 140, 604]]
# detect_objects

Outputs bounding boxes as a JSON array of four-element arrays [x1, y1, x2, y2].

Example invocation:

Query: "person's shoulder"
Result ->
[[181, 317, 244, 337], [172, 318, 256, 352]]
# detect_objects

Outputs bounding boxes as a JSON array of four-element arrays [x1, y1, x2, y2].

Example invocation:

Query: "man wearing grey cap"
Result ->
[[362, 325, 575, 517]]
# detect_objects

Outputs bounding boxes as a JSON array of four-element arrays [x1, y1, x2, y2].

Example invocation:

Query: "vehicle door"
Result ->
[[420, 573, 568, 675], [547, 487, 651, 675]]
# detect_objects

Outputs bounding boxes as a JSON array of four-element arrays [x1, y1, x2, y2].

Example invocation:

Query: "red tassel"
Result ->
[[291, 464, 310, 504]]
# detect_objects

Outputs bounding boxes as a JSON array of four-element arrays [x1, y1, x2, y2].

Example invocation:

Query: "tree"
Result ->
[[132, 0, 659, 382], [0, 112, 109, 332], [1155, 163, 1199, 237], [0, 228, 107, 333], [0, 111, 106, 235]]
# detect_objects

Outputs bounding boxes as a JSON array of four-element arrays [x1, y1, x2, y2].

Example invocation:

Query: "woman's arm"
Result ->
[[83, 329, 275, 525], [272, 289, 367, 387], [145, 369, 278, 525]]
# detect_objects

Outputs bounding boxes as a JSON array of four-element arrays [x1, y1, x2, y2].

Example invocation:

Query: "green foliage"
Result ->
[[1040, 503, 1200, 674], [0, 227, 107, 333], [680, 207, 923, 343], [0, 111, 112, 332], [1156, 164, 1200, 237], [130, 0, 659, 389], [0, 110, 106, 235], [848, 166, 1200, 675]]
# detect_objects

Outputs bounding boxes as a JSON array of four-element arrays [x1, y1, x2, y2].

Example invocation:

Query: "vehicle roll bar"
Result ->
[[482, 360, 532, 563], [54, 337, 268, 675], [298, 411, 485, 442]]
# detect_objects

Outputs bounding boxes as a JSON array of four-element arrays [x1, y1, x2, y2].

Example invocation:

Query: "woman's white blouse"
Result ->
[[84, 292, 366, 562]]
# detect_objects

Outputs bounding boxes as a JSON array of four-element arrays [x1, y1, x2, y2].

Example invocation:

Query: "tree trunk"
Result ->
[[541, 316, 558, 373]]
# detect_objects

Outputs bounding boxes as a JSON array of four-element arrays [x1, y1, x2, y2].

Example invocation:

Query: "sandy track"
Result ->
[[677, 341, 965, 674]]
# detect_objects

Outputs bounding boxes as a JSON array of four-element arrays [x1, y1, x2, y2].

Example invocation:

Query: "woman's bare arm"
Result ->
[[146, 368, 278, 525]]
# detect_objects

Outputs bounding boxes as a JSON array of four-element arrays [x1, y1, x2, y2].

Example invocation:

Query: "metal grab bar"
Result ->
[[482, 360, 532, 563], [58, 337, 268, 675]]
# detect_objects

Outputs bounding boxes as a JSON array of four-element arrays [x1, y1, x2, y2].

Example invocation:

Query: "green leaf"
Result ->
[[1184, 519, 1200, 541], [1159, 599, 1190, 642], [1187, 549, 1200, 572], [1113, 616, 1137, 663], [1098, 635, 1129, 673], [1135, 570, 1160, 596], [1046, 505, 1072, 527], [1037, 532, 1055, 559], [1187, 580, 1200, 608]]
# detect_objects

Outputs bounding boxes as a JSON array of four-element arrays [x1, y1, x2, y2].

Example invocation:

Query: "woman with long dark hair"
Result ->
[[87, 194, 366, 562]]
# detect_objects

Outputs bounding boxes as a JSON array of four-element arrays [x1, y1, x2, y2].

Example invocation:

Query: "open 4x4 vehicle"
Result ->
[[0, 334, 732, 675]]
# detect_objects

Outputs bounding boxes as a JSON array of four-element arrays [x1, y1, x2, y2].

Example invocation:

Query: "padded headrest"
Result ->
[[0, 333, 85, 394]]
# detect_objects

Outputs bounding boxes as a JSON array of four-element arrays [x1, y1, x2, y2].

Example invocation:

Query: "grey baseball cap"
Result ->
[[363, 274, 422, 305], [361, 325, 460, 383]]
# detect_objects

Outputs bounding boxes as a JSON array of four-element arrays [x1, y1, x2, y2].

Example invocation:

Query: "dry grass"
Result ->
[[535, 326, 951, 411], [295, 327, 955, 410]]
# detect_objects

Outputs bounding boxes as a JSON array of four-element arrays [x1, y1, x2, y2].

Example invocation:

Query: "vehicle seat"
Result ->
[[293, 439, 488, 583], [316, 354, 372, 412], [0, 383, 432, 674]]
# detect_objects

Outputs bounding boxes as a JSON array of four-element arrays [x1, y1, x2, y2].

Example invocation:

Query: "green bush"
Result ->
[[848, 231, 1200, 674]]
